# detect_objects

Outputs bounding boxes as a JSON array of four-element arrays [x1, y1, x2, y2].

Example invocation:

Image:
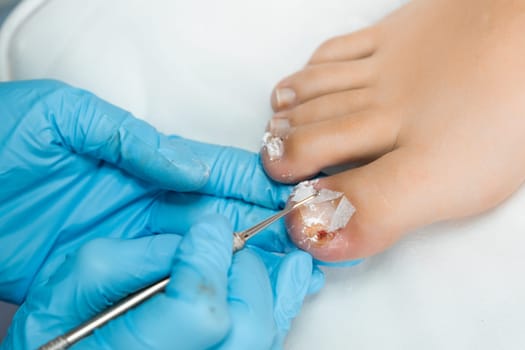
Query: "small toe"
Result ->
[[271, 59, 376, 111], [308, 27, 378, 65], [278, 88, 374, 126], [262, 111, 398, 183]]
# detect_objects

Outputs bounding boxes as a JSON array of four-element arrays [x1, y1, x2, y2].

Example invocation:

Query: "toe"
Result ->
[[271, 59, 376, 111], [308, 27, 378, 65], [262, 110, 398, 183], [285, 148, 444, 262], [276, 88, 374, 126]]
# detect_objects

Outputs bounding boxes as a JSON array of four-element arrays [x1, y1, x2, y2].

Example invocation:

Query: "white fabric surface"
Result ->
[[1, 0, 524, 349]]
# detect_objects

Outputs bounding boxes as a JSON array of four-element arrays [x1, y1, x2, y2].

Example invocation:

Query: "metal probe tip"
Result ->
[[232, 191, 319, 250]]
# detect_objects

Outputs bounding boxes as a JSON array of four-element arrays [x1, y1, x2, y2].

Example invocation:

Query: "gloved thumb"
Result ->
[[249, 248, 324, 349], [270, 250, 322, 349]]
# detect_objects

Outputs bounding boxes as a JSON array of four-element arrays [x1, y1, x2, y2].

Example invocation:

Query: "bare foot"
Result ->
[[261, 0, 525, 261]]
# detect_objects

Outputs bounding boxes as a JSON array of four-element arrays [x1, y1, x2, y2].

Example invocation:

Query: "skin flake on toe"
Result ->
[[262, 118, 290, 161], [262, 132, 284, 161], [287, 180, 355, 249]]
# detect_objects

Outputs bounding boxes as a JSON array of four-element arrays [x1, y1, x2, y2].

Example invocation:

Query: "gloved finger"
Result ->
[[169, 136, 292, 209], [77, 215, 234, 350], [151, 192, 295, 252], [248, 247, 325, 296], [253, 249, 320, 349], [308, 266, 326, 295], [216, 249, 275, 350], [20, 234, 181, 349], [47, 81, 208, 191]]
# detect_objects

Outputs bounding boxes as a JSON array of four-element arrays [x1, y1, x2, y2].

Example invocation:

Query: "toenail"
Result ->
[[268, 118, 291, 138], [286, 180, 355, 250], [262, 132, 284, 161], [262, 118, 290, 161], [275, 88, 296, 108]]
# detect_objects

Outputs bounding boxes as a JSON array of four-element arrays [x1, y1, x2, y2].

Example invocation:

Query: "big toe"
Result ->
[[285, 148, 446, 262]]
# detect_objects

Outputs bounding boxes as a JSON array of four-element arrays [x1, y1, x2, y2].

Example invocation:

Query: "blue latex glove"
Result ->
[[1, 215, 322, 350], [0, 80, 300, 305]]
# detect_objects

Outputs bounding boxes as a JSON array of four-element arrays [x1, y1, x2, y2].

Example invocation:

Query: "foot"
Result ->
[[261, 0, 525, 261]]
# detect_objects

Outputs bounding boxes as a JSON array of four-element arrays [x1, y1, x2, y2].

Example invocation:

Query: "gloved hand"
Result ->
[[1, 215, 323, 350], [0, 80, 298, 305]]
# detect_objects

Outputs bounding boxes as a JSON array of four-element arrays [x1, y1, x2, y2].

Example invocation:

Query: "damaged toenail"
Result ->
[[275, 88, 296, 108], [287, 180, 355, 249], [268, 118, 291, 138], [262, 132, 284, 161], [262, 118, 290, 161]]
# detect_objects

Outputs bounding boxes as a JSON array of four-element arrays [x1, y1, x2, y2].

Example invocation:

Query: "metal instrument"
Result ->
[[39, 192, 318, 350]]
